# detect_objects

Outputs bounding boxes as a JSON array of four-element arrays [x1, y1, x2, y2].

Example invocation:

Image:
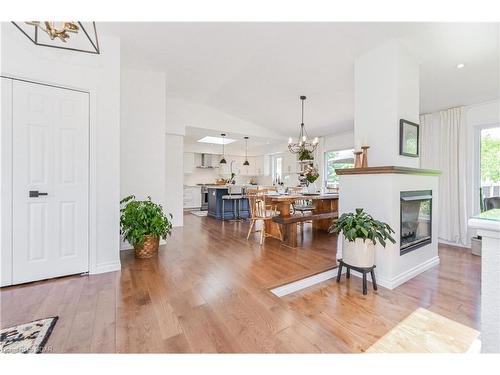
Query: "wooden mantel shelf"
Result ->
[[335, 166, 441, 176]]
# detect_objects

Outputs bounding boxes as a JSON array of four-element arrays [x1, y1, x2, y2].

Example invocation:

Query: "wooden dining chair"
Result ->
[[246, 191, 282, 245], [287, 187, 314, 230]]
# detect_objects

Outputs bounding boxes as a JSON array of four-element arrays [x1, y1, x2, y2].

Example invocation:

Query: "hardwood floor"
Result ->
[[0, 214, 480, 353], [283, 243, 481, 352]]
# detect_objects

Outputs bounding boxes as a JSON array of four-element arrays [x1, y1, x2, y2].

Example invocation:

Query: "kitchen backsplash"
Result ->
[[184, 169, 262, 186]]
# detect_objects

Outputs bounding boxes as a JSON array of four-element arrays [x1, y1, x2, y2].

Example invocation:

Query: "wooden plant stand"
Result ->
[[336, 259, 377, 295]]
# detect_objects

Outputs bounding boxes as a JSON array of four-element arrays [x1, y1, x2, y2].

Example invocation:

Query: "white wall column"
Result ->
[[339, 39, 439, 289], [354, 40, 420, 167], [165, 133, 184, 227]]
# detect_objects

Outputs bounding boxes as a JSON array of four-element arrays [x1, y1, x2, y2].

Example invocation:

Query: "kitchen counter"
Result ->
[[468, 209, 500, 353]]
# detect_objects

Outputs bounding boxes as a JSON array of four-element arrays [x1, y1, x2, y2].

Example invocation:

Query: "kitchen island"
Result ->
[[207, 186, 251, 220]]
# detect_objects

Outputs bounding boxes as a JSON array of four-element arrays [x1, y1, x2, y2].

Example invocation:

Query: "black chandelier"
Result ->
[[288, 95, 319, 154], [220, 134, 227, 164], [11, 21, 100, 54], [243, 137, 250, 166]]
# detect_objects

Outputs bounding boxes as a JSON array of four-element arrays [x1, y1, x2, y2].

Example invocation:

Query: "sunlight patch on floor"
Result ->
[[366, 307, 480, 353]]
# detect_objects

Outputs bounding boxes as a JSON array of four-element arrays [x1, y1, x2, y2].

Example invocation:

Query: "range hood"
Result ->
[[196, 153, 215, 168]]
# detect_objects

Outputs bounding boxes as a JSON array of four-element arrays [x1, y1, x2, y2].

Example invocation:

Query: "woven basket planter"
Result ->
[[134, 235, 160, 259]]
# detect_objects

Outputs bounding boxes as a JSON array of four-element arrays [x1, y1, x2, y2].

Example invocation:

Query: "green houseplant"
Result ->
[[329, 208, 396, 267], [120, 195, 173, 258], [298, 147, 314, 161]]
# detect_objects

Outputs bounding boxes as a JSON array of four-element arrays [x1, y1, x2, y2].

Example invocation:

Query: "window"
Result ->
[[480, 126, 500, 209], [272, 155, 283, 184], [324, 149, 354, 187]]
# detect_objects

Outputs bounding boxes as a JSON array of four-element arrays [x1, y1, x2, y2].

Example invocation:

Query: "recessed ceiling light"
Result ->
[[197, 136, 236, 145], [456, 63, 465, 69]]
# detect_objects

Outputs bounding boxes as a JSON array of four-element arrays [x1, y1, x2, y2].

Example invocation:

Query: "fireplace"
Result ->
[[400, 190, 432, 255]]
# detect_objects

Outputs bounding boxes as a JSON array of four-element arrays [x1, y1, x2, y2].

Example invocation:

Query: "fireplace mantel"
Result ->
[[335, 166, 441, 176]]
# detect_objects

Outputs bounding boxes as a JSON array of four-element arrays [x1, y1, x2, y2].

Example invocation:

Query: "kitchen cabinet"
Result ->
[[183, 186, 201, 209], [183, 152, 195, 174], [211, 154, 222, 168]]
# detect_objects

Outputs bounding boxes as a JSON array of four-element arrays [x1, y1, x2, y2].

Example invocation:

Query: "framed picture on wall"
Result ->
[[399, 119, 419, 157]]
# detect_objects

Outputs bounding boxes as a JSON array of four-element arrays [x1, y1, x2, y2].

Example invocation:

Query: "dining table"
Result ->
[[263, 193, 339, 247]]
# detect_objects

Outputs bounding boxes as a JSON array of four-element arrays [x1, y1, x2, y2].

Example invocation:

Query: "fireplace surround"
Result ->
[[400, 190, 432, 255]]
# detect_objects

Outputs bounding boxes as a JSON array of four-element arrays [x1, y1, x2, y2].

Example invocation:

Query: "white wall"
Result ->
[[1, 23, 121, 274], [121, 68, 166, 205], [167, 97, 284, 139]]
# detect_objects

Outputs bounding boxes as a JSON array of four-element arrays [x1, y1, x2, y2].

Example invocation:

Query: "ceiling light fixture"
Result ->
[[197, 136, 235, 145], [456, 63, 465, 69], [288, 95, 319, 155], [220, 134, 227, 164], [243, 137, 250, 166], [12, 21, 100, 54]]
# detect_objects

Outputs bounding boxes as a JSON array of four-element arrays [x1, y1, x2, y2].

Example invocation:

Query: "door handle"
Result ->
[[29, 190, 48, 198]]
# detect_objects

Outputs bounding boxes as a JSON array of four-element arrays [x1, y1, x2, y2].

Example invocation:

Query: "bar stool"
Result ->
[[222, 186, 244, 220]]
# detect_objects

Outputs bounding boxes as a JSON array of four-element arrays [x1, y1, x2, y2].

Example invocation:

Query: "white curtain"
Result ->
[[420, 107, 469, 245]]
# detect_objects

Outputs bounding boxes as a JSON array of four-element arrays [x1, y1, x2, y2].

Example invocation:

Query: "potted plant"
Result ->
[[329, 208, 396, 267], [120, 195, 173, 259], [303, 164, 320, 193], [298, 147, 314, 162]]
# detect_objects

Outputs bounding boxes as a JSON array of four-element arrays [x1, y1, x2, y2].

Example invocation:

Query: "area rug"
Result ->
[[190, 211, 208, 217], [366, 308, 479, 353], [0, 317, 58, 354]]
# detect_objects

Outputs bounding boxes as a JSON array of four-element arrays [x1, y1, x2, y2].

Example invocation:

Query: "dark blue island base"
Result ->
[[207, 187, 250, 220]]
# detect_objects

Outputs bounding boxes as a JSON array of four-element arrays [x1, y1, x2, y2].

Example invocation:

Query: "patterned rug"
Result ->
[[190, 211, 208, 217], [0, 317, 58, 354]]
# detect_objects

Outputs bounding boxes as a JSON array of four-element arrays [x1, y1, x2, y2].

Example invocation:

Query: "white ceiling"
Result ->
[[100, 22, 499, 137]]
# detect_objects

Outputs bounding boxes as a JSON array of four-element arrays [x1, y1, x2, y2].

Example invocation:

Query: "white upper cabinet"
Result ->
[[183, 152, 195, 174]]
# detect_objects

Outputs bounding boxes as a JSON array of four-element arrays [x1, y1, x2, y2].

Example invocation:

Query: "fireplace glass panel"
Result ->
[[400, 190, 432, 255]]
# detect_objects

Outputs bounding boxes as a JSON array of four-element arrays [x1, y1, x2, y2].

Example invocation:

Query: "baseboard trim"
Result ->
[[439, 239, 470, 249], [388, 256, 440, 289], [91, 260, 121, 274], [270, 268, 338, 297], [348, 256, 440, 290]]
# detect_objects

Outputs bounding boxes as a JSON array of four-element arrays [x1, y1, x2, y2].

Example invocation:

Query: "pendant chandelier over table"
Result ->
[[288, 95, 319, 154]]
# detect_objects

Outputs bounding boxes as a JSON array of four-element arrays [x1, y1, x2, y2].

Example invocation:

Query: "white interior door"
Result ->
[[12, 80, 89, 284]]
